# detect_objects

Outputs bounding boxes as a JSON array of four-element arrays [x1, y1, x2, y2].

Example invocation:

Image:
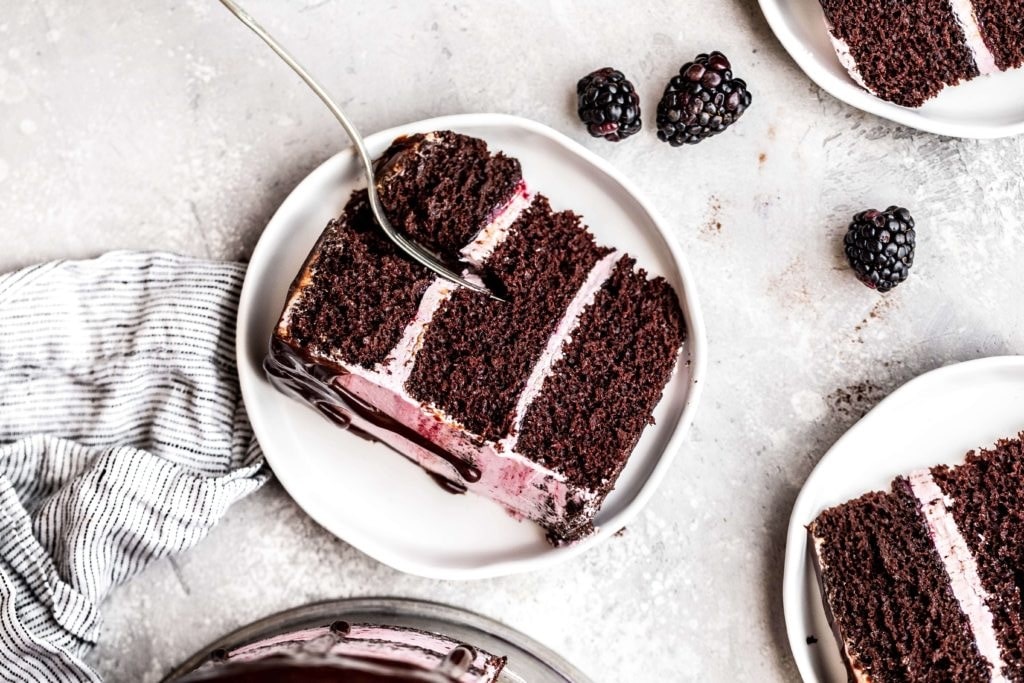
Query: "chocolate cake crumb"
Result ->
[[516, 257, 686, 495], [407, 196, 610, 441], [375, 131, 522, 259], [827, 381, 885, 423], [817, 0, 980, 106], [970, 0, 1024, 71], [279, 190, 432, 370]]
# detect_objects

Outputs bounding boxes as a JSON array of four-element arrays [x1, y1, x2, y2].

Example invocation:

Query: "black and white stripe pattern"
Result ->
[[0, 251, 268, 681]]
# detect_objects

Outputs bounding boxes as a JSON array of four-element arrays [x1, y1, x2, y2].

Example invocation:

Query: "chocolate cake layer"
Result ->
[[515, 258, 685, 504], [931, 437, 1024, 681], [375, 131, 523, 258], [405, 196, 610, 442], [973, 1, 1024, 71], [278, 190, 433, 370], [818, 0, 979, 107], [809, 486, 992, 681]]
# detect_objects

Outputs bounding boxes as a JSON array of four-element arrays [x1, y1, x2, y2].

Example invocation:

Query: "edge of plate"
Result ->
[[757, 0, 1024, 139], [236, 112, 708, 580], [782, 355, 1024, 682]]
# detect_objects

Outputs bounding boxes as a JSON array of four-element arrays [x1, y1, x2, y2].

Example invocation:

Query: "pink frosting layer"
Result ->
[[226, 624, 503, 683], [908, 470, 1009, 681], [947, 0, 1000, 75], [460, 184, 532, 268], [338, 370, 574, 526], [501, 250, 622, 452]]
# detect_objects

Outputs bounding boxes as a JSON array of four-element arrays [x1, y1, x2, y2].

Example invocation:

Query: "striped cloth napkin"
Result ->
[[0, 251, 269, 682]]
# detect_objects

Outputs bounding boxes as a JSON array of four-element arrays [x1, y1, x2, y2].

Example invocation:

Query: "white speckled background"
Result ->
[[2, 1, 1023, 681]]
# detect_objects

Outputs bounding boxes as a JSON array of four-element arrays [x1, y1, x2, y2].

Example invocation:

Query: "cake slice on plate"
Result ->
[[266, 130, 686, 544], [817, 0, 1023, 106], [809, 435, 1024, 681]]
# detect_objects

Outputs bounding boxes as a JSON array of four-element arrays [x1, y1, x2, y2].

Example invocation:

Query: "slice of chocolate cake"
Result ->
[[810, 486, 993, 681], [817, 0, 1023, 106], [267, 131, 687, 544], [810, 434, 1024, 682]]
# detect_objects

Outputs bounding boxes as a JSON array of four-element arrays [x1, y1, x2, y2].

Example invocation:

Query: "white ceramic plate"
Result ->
[[758, 0, 1024, 138], [237, 113, 706, 580], [783, 356, 1024, 681]]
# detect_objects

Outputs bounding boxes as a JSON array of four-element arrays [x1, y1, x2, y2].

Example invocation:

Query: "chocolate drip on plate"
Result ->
[[427, 472, 468, 495], [264, 339, 482, 488]]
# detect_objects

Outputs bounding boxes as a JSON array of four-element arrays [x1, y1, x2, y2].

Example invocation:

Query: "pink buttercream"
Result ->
[[335, 370, 573, 526], [226, 623, 503, 683], [501, 251, 622, 452], [909, 470, 1009, 681], [460, 183, 532, 268], [947, 0, 1001, 75], [380, 278, 454, 386]]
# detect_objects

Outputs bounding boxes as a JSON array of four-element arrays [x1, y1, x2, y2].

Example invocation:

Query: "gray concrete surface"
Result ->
[[2, 1, 1023, 681]]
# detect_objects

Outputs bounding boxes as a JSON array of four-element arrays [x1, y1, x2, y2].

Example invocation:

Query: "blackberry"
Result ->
[[656, 52, 752, 146], [576, 68, 642, 142], [844, 206, 916, 293]]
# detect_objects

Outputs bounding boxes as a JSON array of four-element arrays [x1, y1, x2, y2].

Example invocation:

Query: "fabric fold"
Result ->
[[0, 251, 269, 682]]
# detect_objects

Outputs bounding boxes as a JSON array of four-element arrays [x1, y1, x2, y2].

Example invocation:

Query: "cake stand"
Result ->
[[162, 597, 592, 683]]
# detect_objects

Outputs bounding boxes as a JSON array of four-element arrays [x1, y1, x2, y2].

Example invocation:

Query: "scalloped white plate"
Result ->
[[236, 113, 706, 579], [759, 0, 1024, 138], [783, 356, 1024, 681]]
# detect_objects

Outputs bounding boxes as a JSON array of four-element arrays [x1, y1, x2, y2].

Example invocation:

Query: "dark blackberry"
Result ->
[[656, 52, 752, 146], [576, 68, 642, 142], [844, 206, 916, 293]]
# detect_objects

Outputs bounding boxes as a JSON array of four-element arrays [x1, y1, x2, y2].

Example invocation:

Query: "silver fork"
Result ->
[[219, 0, 502, 301]]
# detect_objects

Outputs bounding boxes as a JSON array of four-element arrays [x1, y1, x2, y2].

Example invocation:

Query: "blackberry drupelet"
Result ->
[[656, 52, 752, 146], [844, 206, 916, 292], [576, 68, 642, 142]]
